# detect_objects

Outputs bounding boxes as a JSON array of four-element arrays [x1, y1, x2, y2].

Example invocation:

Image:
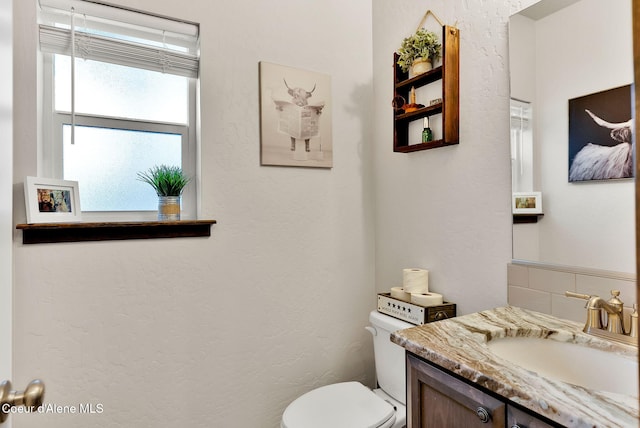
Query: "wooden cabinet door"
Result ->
[[508, 405, 557, 428], [407, 353, 505, 428]]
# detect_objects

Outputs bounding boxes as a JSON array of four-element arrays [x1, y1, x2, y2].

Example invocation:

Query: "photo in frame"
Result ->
[[512, 192, 542, 214], [568, 84, 633, 182], [24, 176, 82, 223], [259, 61, 333, 168]]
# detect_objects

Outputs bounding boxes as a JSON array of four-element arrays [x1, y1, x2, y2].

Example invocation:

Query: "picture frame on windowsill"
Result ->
[[512, 192, 542, 215], [24, 176, 82, 224]]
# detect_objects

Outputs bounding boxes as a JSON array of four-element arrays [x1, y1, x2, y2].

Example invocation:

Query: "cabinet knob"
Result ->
[[476, 406, 491, 423], [434, 311, 449, 321]]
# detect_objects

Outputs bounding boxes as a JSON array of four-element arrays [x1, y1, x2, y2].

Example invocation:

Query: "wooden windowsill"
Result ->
[[16, 220, 216, 244], [513, 214, 544, 224]]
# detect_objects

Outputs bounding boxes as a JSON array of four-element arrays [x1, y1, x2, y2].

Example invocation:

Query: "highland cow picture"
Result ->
[[568, 85, 633, 182], [37, 188, 72, 213], [259, 62, 333, 168]]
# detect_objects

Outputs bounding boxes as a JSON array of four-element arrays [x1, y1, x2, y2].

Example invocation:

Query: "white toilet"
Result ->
[[281, 310, 411, 428]]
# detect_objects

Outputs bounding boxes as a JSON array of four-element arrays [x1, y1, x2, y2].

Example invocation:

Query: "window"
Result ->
[[510, 99, 534, 193], [38, 0, 199, 219]]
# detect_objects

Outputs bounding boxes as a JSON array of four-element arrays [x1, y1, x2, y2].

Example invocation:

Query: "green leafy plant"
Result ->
[[396, 28, 442, 73], [137, 165, 191, 197]]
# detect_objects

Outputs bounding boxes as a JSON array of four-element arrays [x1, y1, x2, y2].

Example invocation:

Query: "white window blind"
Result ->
[[38, 0, 199, 78]]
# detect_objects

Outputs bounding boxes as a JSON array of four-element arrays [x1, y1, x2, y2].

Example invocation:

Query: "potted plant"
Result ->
[[137, 165, 191, 221], [396, 27, 442, 77]]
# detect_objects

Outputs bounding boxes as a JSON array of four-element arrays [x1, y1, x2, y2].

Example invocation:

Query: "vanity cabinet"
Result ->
[[406, 353, 558, 428], [507, 406, 555, 428], [393, 25, 459, 153]]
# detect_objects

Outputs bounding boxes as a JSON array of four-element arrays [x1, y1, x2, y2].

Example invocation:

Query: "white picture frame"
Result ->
[[259, 61, 333, 168], [24, 176, 82, 223], [512, 192, 543, 214]]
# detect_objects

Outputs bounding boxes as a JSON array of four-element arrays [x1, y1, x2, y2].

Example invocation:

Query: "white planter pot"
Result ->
[[409, 57, 432, 78]]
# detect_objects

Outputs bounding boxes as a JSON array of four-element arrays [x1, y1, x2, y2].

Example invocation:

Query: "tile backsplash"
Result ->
[[508, 261, 637, 325]]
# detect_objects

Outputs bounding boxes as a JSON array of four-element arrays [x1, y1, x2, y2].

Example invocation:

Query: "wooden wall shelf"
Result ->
[[393, 25, 460, 152], [513, 214, 544, 224], [16, 220, 216, 244]]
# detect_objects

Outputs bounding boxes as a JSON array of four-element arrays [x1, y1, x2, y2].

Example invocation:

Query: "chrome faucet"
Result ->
[[565, 290, 638, 346]]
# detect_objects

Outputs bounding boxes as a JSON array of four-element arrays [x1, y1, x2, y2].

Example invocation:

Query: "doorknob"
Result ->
[[0, 379, 45, 423]]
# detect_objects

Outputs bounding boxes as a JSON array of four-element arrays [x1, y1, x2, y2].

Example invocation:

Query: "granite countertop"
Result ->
[[390, 305, 639, 428]]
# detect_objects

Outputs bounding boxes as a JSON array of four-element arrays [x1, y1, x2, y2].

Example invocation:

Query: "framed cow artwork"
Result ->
[[568, 84, 633, 182], [259, 62, 333, 168]]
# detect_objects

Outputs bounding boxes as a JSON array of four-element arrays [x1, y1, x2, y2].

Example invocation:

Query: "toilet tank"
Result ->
[[368, 310, 412, 405]]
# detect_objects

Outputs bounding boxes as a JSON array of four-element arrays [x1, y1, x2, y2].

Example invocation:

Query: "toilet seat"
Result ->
[[281, 381, 396, 428]]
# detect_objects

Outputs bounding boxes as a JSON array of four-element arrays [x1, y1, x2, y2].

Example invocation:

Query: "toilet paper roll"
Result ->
[[390, 286, 412, 302], [410, 292, 443, 307], [402, 268, 429, 293]]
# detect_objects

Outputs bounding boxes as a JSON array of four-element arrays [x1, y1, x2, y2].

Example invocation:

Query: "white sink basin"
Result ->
[[487, 337, 638, 397]]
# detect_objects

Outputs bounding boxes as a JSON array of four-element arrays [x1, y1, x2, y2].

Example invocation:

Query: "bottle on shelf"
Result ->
[[422, 117, 433, 143]]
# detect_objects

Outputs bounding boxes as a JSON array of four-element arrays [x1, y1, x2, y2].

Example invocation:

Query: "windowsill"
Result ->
[[513, 213, 544, 224], [16, 220, 216, 244]]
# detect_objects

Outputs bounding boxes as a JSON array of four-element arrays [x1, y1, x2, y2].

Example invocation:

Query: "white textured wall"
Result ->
[[12, 1, 375, 427], [509, 14, 536, 104], [372, 1, 531, 315]]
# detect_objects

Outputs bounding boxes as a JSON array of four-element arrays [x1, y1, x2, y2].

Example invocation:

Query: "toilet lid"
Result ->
[[281, 382, 395, 428]]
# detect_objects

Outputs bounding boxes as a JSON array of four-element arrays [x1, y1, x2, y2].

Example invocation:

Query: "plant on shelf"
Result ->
[[137, 165, 191, 196], [137, 165, 191, 221], [396, 27, 442, 76]]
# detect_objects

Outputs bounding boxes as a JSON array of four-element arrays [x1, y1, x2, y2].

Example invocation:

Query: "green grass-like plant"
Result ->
[[137, 165, 191, 196]]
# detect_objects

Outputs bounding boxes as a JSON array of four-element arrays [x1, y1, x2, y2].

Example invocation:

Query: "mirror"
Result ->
[[509, 0, 635, 273]]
